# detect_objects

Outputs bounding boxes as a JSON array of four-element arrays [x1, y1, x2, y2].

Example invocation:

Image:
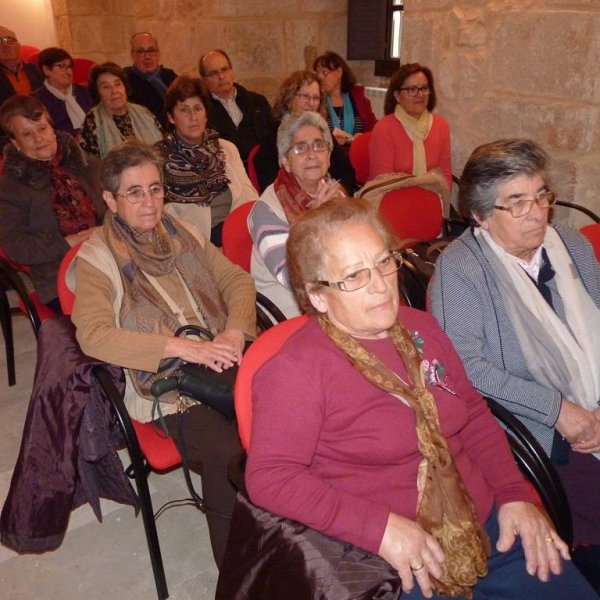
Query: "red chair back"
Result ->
[[349, 131, 372, 185], [57, 242, 84, 315], [379, 187, 443, 245], [72, 57, 96, 86], [24, 50, 41, 66], [19, 45, 40, 62], [222, 201, 256, 273], [235, 315, 309, 450], [247, 145, 262, 194], [580, 223, 600, 262]]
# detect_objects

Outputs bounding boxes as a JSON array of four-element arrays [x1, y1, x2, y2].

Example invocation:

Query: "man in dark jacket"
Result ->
[[200, 49, 276, 166], [124, 32, 177, 128]]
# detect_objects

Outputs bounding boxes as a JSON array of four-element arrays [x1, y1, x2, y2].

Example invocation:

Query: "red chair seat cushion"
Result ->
[[131, 420, 182, 471]]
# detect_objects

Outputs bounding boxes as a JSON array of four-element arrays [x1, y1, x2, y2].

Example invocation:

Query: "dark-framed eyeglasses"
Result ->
[[204, 66, 231, 78], [0, 36, 17, 45], [493, 190, 557, 218], [399, 85, 430, 97], [115, 184, 168, 204], [53, 62, 74, 71], [133, 48, 158, 56], [315, 252, 403, 292], [289, 139, 331, 155]]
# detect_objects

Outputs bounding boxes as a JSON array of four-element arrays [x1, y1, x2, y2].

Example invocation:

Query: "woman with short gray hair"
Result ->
[[248, 111, 345, 317], [430, 137, 600, 592]]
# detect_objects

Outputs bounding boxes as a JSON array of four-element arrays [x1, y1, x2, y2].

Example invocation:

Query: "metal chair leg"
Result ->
[[93, 366, 169, 600], [0, 278, 15, 385]]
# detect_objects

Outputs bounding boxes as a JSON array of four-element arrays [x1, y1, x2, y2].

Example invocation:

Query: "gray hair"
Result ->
[[100, 140, 163, 194], [276, 111, 333, 165], [459, 138, 550, 223]]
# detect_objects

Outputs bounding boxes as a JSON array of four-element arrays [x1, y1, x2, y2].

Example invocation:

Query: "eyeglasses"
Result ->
[[316, 252, 403, 292], [296, 93, 321, 104], [0, 36, 17, 45], [115, 184, 168, 204], [399, 85, 431, 97], [53, 62, 74, 71], [133, 48, 158, 56], [204, 66, 231, 78], [494, 190, 557, 218], [289, 139, 331, 155]]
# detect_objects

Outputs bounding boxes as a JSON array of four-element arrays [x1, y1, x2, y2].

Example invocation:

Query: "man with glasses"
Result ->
[[0, 26, 44, 109], [199, 49, 276, 167], [124, 32, 177, 127]]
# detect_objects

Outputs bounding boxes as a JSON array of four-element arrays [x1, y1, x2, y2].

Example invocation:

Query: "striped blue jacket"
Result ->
[[429, 224, 600, 456]]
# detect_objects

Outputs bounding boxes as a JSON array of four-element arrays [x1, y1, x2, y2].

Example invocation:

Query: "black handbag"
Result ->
[[150, 325, 250, 422]]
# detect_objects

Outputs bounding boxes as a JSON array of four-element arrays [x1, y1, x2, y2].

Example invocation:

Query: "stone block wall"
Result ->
[[402, 0, 600, 224], [51, 0, 600, 222]]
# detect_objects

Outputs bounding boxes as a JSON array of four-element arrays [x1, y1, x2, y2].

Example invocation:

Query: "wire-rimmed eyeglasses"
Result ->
[[115, 184, 168, 204], [315, 252, 403, 292], [289, 139, 331, 155], [494, 190, 557, 218]]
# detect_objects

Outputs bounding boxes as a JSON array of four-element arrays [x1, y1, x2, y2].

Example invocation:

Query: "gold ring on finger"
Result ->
[[411, 563, 425, 572], [545, 536, 553, 544]]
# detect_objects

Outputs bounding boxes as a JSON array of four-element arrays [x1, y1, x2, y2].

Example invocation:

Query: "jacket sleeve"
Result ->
[[221, 139, 259, 208]]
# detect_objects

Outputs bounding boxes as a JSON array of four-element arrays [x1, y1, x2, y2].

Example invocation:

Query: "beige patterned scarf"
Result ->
[[319, 315, 490, 598], [394, 104, 433, 177], [103, 212, 227, 396]]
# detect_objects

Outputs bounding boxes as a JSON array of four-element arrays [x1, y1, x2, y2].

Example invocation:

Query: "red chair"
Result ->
[[234, 315, 308, 450], [72, 57, 96, 86], [221, 201, 256, 273], [379, 187, 443, 246], [19, 44, 40, 62], [580, 223, 600, 262], [24, 50, 40, 66], [246, 145, 262, 194], [348, 131, 372, 186]]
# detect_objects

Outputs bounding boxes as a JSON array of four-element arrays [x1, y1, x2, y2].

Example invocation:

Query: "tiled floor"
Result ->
[[0, 312, 219, 599]]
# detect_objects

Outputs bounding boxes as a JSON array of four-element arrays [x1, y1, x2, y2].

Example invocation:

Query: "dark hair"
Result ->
[[164, 76, 211, 131], [0, 95, 53, 139], [458, 138, 550, 224], [313, 51, 356, 93], [100, 140, 163, 194], [384, 63, 437, 115], [272, 70, 323, 120], [38, 47, 73, 72], [287, 197, 397, 314], [198, 49, 233, 76], [88, 62, 130, 105]]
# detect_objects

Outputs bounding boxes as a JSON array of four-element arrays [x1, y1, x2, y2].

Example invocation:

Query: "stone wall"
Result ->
[[51, 0, 600, 222], [402, 0, 600, 225]]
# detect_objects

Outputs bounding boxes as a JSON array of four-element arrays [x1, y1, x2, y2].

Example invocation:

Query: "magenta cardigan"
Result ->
[[246, 308, 537, 556]]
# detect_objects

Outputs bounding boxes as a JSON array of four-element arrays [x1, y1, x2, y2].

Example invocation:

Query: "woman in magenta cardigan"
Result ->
[[245, 198, 596, 600], [369, 63, 452, 211], [314, 51, 377, 147]]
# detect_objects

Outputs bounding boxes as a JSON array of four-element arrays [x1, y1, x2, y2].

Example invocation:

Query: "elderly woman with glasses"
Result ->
[[248, 111, 345, 317], [32, 47, 93, 137], [252, 70, 356, 193], [79, 62, 163, 158], [71, 140, 256, 569], [429, 138, 600, 592], [241, 197, 596, 600], [369, 63, 452, 215]]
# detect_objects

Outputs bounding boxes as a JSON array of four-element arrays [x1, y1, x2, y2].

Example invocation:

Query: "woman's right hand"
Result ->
[[65, 226, 100, 247], [163, 337, 238, 372], [378, 512, 445, 598], [555, 398, 600, 451]]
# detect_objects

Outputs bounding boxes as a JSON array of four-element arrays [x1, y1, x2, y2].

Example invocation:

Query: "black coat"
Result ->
[[206, 83, 277, 164]]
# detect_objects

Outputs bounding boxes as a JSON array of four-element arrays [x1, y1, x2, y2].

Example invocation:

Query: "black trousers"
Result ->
[[162, 403, 242, 568]]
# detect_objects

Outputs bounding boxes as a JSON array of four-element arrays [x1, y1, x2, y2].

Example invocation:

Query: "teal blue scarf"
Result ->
[[326, 92, 355, 134]]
